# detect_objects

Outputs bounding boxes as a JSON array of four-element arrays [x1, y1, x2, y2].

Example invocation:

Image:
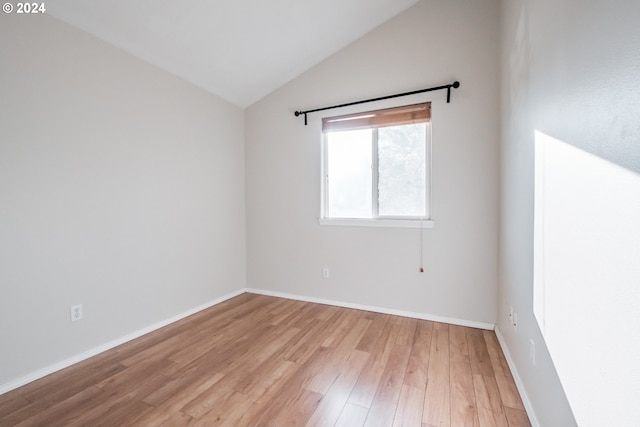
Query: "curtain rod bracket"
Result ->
[[294, 80, 460, 125], [447, 80, 460, 103], [294, 110, 308, 125]]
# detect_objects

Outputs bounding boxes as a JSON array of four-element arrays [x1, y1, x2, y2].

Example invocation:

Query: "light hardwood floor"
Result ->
[[0, 293, 531, 426]]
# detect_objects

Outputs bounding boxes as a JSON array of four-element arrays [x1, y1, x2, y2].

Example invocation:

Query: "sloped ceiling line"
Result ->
[[47, 0, 420, 108]]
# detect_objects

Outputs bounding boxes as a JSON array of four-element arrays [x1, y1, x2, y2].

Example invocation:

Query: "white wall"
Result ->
[[0, 14, 245, 386], [499, 0, 640, 425], [246, 0, 500, 325]]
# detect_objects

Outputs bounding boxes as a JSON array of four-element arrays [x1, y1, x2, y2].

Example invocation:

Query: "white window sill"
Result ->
[[318, 218, 435, 228]]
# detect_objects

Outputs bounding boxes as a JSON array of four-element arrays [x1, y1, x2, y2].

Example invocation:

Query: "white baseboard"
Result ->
[[0, 289, 245, 396], [1, 287, 495, 396], [494, 326, 540, 427], [245, 288, 495, 330]]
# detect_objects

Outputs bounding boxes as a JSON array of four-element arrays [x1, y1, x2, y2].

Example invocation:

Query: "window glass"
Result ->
[[378, 124, 426, 217], [326, 129, 372, 218], [321, 102, 431, 224]]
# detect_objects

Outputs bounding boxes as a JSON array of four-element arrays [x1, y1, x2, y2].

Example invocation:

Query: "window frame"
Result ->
[[319, 103, 434, 229]]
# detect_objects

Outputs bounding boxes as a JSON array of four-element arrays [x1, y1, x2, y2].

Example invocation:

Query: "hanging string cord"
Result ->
[[419, 220, 425, 272]]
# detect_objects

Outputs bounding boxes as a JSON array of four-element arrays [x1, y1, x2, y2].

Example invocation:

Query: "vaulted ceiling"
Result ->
[[47, 0, 420, 108]]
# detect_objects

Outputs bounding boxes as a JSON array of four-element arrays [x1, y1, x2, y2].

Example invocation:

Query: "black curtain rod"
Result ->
[[294, 80, 460, 125]]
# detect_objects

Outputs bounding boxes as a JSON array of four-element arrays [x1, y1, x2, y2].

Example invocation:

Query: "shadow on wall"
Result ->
[[533, 131, 640, 427]]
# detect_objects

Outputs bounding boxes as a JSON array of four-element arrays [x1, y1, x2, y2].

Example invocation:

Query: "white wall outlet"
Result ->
[[322, 268, 330, 279], [71, 304, 83, 322], [529, 338, 536, 366]]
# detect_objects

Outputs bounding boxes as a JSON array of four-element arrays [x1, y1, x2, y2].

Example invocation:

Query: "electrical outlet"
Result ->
[[322, 268, 330, 279], [71, 304, 83, 322], [529, 339, 536, 366]]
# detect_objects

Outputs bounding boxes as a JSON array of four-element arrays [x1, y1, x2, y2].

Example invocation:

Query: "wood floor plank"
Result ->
[[321, 309, 362, 348], [335, 402, 369, 427], [229, 368, 302, 426], [242, 346, 331, 426], [223, 324, 301, 375], [282, 307, 345, 364], [282, 305, 322, 332], [134, 372, 225, 425], [392, 384, 425, 427], [0, 399, 51, 426], [268, 300, 313, 327], [0, 294, 532, 427], [66, 375, 167, 427], [236, 359, 298, 401], [154, 411, 196, 427], [422, 322, 450, 427], [314, 303, 340, 321], [403, 320, 433, 390], [495, 373, 526, 411], [169, 318, 281, 380], [94, 359, 175, 392], [467, 328, 495, 377], [191, 390, 253, 427], [22, 358, 127, 404], [395, 317, 418, 346], [244, 373, 324, 427], [143, 366, 200, 407], [269, 389, 324, 427], [483, 330, 511, 379], [180, 381, 235, 419], [482, 330, 526, 411], [207, 397, 255, 427], [473, 374, 509, 427], [305, 349, 369, 427], [3, 360, 128, 426], [13, 386, 104, 427], [504, 407, 532, 427], [449, 324, 469, 356], [356, 312, 390, 353], [204, 380, 284, 427], [264, 295, 300, 319], [0, 394, 31, 419], [108, 292, 261, 364], [450, 352, 480, 427], [348, 319, 397, 408], [118, 293, 266, 366], [364, 343, 412, 427], [164, 299, 292, 374], [12, 347, 120, 398], [305, 317, 370, 394], [91, 400, 155, 427]]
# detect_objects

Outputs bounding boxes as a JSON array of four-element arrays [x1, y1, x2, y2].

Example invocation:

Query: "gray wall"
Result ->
[[246, 0, 500, 325], [498, 0, 640, 425], [0, 14, 246, 386]]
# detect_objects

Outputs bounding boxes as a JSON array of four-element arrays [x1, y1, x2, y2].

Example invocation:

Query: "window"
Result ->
[[320, 102, 433, 228]]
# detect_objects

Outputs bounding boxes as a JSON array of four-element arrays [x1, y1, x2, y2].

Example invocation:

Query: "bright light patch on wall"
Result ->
[[533, 131, 640, 427]]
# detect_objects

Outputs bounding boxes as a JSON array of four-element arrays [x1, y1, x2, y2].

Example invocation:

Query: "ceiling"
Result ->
[[47, 0, 420, 108]]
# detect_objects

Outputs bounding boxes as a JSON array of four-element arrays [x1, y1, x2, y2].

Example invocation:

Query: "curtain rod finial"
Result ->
[[294, 111, 301, 117], [452, 81, 460, 88]]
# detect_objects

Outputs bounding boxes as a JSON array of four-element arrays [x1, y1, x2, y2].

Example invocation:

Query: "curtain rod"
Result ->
[[294, 80, 460, 125]]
